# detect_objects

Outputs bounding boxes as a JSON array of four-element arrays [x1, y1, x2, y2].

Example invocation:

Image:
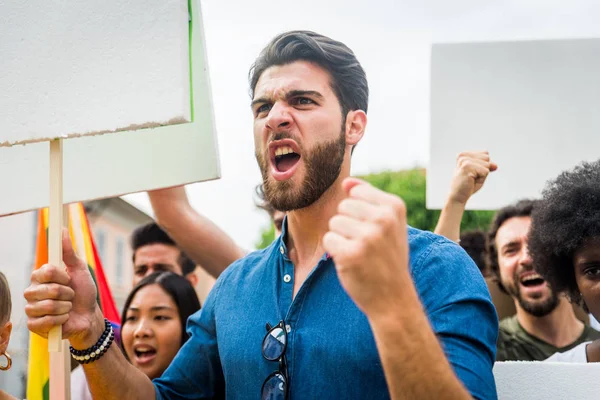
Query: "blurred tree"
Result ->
[[256, 223, 276, 250], [255, 168, 496, 249]]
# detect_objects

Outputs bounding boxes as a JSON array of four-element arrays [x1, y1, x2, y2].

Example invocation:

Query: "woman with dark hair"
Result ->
[[529, 159, 600, 362], [120, 271, 201, 378], [72, 271, 201, 399]]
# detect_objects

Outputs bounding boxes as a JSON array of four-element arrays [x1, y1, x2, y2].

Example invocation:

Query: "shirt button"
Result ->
[[280, 246, 284, 254], [286, 324, 291, 333], [283, 274, 291, 283]]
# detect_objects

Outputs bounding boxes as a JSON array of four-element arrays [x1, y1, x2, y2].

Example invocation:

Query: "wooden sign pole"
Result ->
[[48, 139, 70, 400]]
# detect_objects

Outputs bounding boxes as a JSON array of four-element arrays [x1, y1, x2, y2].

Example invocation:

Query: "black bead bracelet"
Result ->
[[70, 319, 115, 364]]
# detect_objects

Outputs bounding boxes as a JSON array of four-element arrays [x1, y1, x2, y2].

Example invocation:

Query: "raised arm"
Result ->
[[25, 231, 156, 400], [434, 151, 497, 242], [324, 178, 496, 399], [148, 186, 246, 278]]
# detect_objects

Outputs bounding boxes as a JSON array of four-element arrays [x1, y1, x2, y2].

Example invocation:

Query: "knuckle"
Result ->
[[46, 284, 62, 299], [391, 197, 407, 215], [24, 304, 35, 317], [23, 286, 35, 301]]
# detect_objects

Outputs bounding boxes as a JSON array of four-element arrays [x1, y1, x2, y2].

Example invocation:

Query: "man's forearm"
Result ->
[[78, 309, 156, 400], [369, 277, 471, 399], [434, 200, 466, 242], [148, 187, 245, 278]]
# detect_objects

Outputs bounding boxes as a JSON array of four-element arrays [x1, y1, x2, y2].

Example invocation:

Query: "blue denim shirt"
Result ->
[[154, 225, 498, 399]]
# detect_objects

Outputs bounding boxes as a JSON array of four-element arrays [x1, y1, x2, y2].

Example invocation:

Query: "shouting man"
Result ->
[[25, 31, 497, 399]]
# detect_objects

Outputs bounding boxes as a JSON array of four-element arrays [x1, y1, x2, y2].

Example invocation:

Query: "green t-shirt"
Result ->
[[496, 315, 600, 361]]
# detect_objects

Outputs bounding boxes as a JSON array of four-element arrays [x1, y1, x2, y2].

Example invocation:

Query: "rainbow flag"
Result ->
[[27, 203, 121, 400]]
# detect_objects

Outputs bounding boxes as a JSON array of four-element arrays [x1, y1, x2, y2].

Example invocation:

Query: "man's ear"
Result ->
[[0, 321, 12, 355], [186, 271, 199, 288], [344, 110, 367, 147]]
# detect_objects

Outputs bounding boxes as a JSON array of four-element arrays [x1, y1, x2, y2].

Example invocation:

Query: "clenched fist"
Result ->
[[323, 178, 409, 319], [24, 229, 103, 349], [448, 151, 497, 205]]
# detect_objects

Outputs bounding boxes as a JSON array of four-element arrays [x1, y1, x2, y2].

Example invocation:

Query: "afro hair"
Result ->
[[529, 159, 600, 306]]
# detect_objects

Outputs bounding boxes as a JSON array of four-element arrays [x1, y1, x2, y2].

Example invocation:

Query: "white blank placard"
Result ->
[[0, 0, 219, 217], [428, 38, 600, 209], [494, 361, 600, 400], [0, 0, 190, 146]]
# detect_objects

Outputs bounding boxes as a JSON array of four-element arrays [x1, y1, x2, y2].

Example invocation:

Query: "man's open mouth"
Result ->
[[274, 145, 301, 172], [269, 140, 302, 178], [519, 271, 546, 289]]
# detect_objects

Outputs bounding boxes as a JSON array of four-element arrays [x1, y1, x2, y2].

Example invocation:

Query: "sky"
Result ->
[[124, 0, 600, 250]]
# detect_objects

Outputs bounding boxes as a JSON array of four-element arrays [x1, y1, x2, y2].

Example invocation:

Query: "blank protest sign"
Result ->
[[0, 0, 191, 146], [0, 0, 219, 217], [428, 38, 600, 210]]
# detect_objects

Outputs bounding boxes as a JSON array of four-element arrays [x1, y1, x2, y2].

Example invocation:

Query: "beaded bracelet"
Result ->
[[69, 319, 115, 364]]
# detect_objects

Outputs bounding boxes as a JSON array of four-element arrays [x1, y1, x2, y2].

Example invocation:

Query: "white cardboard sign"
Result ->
[[428, 39, 600, 210], [0, 0, 220, 217], [0, 0, 191, 146], [494, 361, 600, 400]]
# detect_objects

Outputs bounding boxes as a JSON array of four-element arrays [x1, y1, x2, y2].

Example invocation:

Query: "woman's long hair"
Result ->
[[120, 271, 201, 357]]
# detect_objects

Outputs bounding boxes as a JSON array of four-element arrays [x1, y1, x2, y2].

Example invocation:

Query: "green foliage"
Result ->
[[256, 223, 276, 250], [255, 168, 496, 249], [360, 169, 495, 233]]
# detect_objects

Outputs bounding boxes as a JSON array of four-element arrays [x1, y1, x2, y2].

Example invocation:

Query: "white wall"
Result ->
[[0, 212, 36, 398], [428, 38, 600, 209], [494, 361, 600, 400]]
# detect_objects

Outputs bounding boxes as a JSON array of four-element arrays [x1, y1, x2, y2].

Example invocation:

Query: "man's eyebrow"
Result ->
[[501, 241, 520, 251], [251, 90, 324, 108], [251, 97, 270, 108], [286, 90, 324, 100]]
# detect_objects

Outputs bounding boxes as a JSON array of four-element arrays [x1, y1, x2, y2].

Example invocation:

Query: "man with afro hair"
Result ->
[[529, 159, 600, 361]]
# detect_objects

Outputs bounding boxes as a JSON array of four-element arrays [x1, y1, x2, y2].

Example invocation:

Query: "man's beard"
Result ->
[[504, 268, 560, 318], [255, 129, 346, 212]]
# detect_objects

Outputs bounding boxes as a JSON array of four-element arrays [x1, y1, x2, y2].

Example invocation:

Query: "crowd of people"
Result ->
[[0, 29, 598, 399]]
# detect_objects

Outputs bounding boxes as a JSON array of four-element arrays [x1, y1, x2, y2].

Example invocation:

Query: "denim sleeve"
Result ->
[[153, 275, 226, 400], [412, 237, 498, 400]]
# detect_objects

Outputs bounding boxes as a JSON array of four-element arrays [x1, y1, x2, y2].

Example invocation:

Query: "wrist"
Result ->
[[446, 196, 468, 208], [71, 307, 106, 350]]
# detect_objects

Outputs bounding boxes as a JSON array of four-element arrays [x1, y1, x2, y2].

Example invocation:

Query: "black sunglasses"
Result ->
[[261, 320, 289, 400]]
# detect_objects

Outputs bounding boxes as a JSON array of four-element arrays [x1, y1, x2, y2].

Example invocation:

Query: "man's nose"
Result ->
[[265, 102, 292, 131]]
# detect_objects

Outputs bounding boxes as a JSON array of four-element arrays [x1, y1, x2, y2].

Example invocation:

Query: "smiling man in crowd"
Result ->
[[488, 200, 600, 361]]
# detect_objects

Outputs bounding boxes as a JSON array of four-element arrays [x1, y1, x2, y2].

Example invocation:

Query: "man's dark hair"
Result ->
[[254, 183, 276, 218], [529, 160, 600, 307], [486, 199, 539, 293], [130, 222, 196, 276], [459, 230, 488, 275], [249, 30, 369, 119]]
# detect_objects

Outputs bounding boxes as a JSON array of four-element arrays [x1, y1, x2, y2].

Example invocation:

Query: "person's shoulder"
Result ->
[[407, 227, 464, 259], [545, 341, 591, 363], [407, 227, 478, 277], [217, 240, 279, 282], [498, 315, 519, 334], [583, 324, 600, 340]]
